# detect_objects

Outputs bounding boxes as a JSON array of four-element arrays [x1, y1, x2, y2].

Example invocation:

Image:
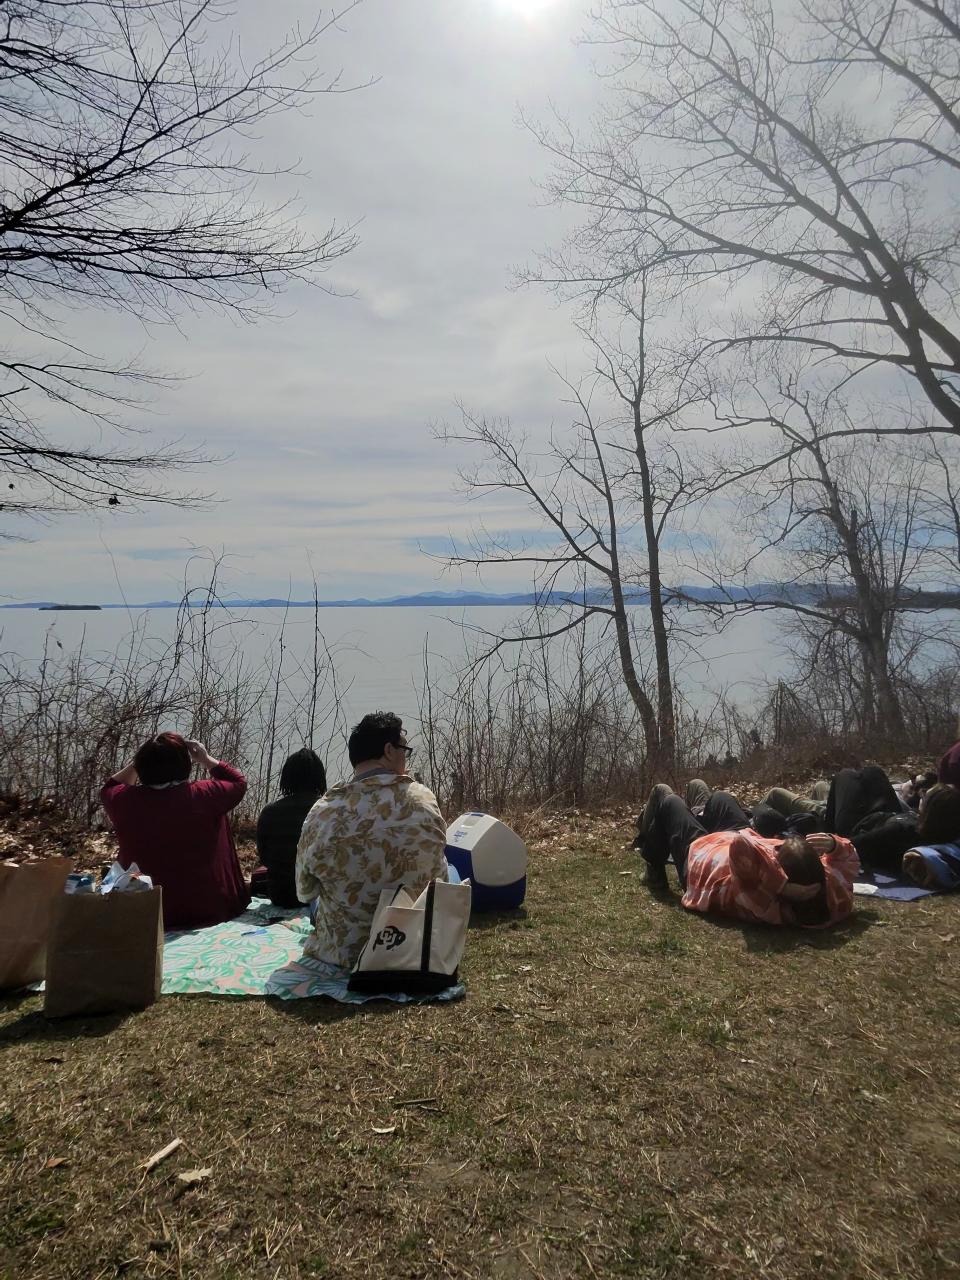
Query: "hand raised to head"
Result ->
[[184, 739, 215, 769], [804, 833, 838, 855]]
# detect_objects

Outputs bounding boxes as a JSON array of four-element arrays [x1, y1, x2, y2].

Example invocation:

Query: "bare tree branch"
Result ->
[[0, 0, 364, 520]]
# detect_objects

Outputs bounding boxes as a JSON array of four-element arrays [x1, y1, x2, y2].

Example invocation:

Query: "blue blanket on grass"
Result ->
[[910, 843, 960, 891], [854, 843, 960, 901]]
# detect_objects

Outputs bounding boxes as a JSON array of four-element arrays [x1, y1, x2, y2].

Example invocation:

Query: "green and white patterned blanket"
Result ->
[[162, 899, 465, 1004]]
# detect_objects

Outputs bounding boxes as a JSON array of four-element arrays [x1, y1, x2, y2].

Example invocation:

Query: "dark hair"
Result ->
[[918, 784, 960, 844], [348, 711, 403, 766], [919, 770, 938, 790], [279, 748, 326, 796], [134, 732, 191, 786], [777, 835, 829, 926]]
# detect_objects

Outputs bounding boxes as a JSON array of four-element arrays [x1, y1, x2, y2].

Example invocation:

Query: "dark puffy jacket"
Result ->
[[852, 812, 919, 873], [255, 791, 322, 907]]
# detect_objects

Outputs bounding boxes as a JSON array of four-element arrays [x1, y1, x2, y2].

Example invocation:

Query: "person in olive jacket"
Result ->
[[255, 749, 327, 907]]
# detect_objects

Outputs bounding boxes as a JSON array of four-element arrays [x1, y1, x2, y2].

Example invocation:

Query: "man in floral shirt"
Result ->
[[296, 712, 449, 969]]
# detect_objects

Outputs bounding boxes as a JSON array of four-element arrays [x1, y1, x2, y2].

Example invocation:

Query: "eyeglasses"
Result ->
[[395, 742, 414, 758]]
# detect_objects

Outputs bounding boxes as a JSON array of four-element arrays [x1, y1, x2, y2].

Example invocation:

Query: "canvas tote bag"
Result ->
[[44, 886, 163, 1018], [0, 857, 74, 992], [348, 878, 471, 994]]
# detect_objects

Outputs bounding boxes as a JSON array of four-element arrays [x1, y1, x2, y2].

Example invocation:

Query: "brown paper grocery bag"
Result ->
[[44, 887, 163, 1018], [0, 857, 74, 992]]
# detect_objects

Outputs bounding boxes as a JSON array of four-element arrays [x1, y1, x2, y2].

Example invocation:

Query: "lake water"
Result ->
[[0, 601, 798, 798], [0, 604, 786, 779]]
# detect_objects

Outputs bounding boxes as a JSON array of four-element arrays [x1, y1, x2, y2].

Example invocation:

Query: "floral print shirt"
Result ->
[[295, 771, 449, 968]]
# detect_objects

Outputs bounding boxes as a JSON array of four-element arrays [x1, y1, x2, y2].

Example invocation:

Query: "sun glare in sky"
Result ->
[[494, 0, 558, 21]]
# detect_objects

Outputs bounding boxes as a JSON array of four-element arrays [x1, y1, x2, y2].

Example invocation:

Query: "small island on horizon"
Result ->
[[37, 603, 103, 611]]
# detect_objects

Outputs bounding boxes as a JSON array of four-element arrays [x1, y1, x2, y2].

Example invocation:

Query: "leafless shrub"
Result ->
[[0, 565, 348, 822]]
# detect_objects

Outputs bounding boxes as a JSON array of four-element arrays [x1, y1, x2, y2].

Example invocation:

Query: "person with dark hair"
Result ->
[[295, 711, 448, 969], [684, 825, 855, 928], [916, 783, 960, 841], [635, 782, 856, 926], [775, 835, 831, 927], [100, 734, 249, 930], [132, 731, 192, 786], [344, 711, 407, 768], [900, 784, 960, 889], [253, 748, 327, 907]]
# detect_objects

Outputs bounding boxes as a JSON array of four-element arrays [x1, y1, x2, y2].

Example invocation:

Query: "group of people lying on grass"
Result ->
[[633, 750, 960, 929], [100, 716, 960, 958], [100, 713, 449, 972]]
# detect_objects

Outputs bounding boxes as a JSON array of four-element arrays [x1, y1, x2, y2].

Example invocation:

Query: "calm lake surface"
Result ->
[[0, 603, 787, 736]]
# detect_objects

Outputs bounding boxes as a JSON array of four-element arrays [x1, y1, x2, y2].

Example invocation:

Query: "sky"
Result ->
[[3, 0, 611, 604]]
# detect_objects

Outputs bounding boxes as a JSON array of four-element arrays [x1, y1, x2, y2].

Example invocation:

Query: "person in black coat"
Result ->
[[254, 749, 327, 907]]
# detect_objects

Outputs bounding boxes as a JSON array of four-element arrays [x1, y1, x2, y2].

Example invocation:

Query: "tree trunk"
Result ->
[[633, 402, 677, 769], [861, 623, 906, 741], [609, 577, 662, 770]]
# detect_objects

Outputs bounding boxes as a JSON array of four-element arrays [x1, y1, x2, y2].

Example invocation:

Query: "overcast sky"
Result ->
[[4, 0, 613, 604]]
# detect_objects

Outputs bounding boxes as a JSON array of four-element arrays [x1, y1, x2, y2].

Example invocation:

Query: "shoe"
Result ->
[[685, 778, 712, 810], [641, 861, 670, 891], [635, 783, 674, 849]]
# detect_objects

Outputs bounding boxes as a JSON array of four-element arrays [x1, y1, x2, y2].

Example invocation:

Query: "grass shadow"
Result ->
[[0, 990, 42, 1015], [0, 1007, 132, 1048], [269, 994, 461, 1027], [701, 909, 880, 953], [468, 906, 529, 931]]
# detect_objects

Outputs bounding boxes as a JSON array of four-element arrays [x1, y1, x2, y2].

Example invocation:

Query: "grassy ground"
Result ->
[[1, 812, 959, 1279]]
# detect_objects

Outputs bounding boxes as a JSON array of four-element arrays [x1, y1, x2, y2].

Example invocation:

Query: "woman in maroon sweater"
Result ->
[[100, 733, 250, 931]]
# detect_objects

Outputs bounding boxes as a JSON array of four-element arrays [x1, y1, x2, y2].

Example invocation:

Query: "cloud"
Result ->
[[126, 547, 198, 562], [0, 0, 611, 604]]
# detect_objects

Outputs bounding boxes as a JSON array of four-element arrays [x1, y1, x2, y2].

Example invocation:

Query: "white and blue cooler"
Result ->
[[444, 812, 527, 911]]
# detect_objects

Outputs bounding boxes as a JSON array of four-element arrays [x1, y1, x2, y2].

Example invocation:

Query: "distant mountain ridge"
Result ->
[[5, 583, 959, 610], [3, 585, 810, 610]]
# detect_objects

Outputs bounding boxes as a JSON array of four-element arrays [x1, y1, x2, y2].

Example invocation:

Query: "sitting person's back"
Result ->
[[100, 733, 249, 931], [256, 748, 327, 907], [296, 711, 448, 969], [682, 828, 857, 928]]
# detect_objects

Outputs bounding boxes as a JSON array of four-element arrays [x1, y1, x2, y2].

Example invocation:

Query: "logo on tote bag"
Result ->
[[373, 925, 406, 951]]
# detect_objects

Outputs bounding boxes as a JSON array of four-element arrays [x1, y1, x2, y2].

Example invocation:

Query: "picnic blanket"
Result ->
[[853, 870, 938, 901], [263, 955, 465, 1004], [853, 844, 960, 901], [161, 900, 312, 996], [162, 898, 465, 1004]]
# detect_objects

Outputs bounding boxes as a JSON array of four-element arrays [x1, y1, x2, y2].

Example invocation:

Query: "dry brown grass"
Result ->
[[1, 811, 959, 1279]]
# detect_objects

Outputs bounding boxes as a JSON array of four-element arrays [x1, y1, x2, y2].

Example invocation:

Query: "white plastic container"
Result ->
[[444, 812, 527, 911]]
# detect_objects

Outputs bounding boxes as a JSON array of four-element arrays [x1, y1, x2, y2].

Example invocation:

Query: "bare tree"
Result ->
[[437, 349, 700, 772], [925, 437, 960, 575], [0, 0, 362, 521], [580, 294, 707, 768], [705, 387, 959, 741], [531, 0, 960, 443]]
